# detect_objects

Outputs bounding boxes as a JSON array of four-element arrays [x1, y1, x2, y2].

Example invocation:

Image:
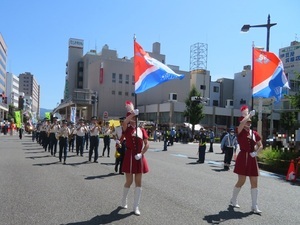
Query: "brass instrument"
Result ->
[[68, 128, 75, 141]]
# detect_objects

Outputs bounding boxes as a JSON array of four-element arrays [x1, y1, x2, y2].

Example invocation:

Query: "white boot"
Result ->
[[121, 187, 129, 209], [230, 186, 241, 208], [251, 188, 262, 213], [133, 187, 142, 216]]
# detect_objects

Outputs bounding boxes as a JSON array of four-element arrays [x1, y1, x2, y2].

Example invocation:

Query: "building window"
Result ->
[[118, 91, 122, 95], [125, 91, 129, 96], [126, 74, 129, 84], [213, 100, 218, 106], [119, 74, 123, 83], [112, 90, 115, 95], [200, 85, 206, 90], [112, 73, 116, 83], [132, 75, 135, 85], [131, 92, 135, 97], [213, 86, 219, 92]]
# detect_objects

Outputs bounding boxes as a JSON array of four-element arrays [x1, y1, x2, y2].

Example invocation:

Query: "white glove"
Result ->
[[250, 151, 257, 158], [249, 110, 255, 117], [116, 140, 120, 145], [133, 109, 139, 116], [134, 153, 142, 160]]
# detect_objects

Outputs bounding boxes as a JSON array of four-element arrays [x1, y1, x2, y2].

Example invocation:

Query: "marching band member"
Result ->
[[89, 116, 101, 163], [57, 120, 70, 164], [48, 117, 60, 156], [230, 105, 263, 214], [120, 101, 149, 216], [102, 121, 112, 157], [76, 118, 88, 156], [112, 117, 126, 174], [68, 122, 76, 152]]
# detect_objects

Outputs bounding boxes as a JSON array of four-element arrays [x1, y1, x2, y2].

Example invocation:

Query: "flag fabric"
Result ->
[[252, 48, 290, 101], [70, 107, 76, 123], [45, 112, 51, 120], [134, 41, 185, 94], [14, 111, 21, 128]]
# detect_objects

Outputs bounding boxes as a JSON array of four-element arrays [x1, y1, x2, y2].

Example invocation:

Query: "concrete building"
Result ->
[[0, 33, 8, 121], [55, 38, 241, 133], [6, 72, 19, 108], [54, 38, 298, 136], [19, 72, 40, 117]]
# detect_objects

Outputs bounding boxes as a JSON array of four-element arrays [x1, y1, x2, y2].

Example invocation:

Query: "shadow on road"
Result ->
[[85, 173, 119, 180], [203, 206, 255, 224], [61, 206, 134, 225]]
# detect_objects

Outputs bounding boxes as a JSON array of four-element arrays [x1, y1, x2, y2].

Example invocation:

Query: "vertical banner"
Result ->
[[99, 62, 104, 84], [14, 111, 21, 128], [70, 107, 76, 123], [45, 112, 51, 120]]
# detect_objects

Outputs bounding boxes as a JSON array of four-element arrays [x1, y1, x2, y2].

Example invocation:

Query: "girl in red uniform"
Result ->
[[120, 102, 149, 216], [230, 105, 263, 213]]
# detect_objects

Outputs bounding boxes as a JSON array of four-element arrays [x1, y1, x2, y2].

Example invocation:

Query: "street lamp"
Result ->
[[241, 14, 277, 142], [241, 14, 277, 51]]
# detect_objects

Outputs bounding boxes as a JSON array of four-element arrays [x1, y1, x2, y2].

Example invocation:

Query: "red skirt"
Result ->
[[233, 150, 259, 176], [121, 148, 149, 174]]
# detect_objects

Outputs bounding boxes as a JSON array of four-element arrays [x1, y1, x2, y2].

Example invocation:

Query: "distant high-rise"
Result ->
[[6, 72, 19, 108], [19, 72, 40, 116], [0, 33, 8, 121]]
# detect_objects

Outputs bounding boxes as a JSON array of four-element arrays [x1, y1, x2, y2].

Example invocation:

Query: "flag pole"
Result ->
[[133, 34, 139, 155]]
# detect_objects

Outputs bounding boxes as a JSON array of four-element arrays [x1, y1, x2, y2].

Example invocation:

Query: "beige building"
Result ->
[[19, 72, 40, 117], [0, 33, 8, 121], [54, 38, 242, 132]]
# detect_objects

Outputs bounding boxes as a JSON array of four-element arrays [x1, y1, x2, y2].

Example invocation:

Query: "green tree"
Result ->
[[288, 72, 300, 110], [183, 85, 205, 137], [280, 111, 297, 138]]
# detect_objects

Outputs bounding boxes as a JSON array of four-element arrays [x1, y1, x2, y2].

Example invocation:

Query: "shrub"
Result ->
[[258, 147, 298, 169]]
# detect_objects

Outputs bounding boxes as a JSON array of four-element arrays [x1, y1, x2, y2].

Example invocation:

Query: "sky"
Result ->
[[1, 0, 299, 110]]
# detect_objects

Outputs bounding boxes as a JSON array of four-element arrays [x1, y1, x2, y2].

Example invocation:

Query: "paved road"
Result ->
[[0, 134, 299, 225]]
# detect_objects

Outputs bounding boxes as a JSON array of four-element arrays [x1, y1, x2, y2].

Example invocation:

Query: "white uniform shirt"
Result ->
[[89, 123, 100, 136], [76, 124, 87, 136], [58, 126, 70, 138]]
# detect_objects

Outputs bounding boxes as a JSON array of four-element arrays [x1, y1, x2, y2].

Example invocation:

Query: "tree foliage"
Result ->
[[183, 85, 205, 137]]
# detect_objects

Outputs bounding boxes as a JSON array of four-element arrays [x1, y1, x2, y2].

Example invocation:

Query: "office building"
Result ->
[[19, 72, 40, 117], [0, 33, 8, 120]]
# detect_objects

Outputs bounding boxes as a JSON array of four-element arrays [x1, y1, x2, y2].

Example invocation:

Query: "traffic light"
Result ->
[[18, 96, 24, 110], [91, 95, 96, 104], [91, 95, 98, 104]]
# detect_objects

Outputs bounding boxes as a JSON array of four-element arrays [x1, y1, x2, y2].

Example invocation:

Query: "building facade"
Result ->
[[6, 72, 19, 108], [19, 72, 40, 117], [0, 33, 8, 121], [54, 38, 298, 136]]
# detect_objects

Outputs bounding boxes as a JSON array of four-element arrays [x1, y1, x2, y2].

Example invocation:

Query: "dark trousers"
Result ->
[[85, 133, 89, 150], [224, 147, 234, 165], [69, 137, 75, 151], [102, 136, 111, 156], [49, 133, 58, 155], [76, 135, 85, 156], [89, 136, 99, 161], [209, 141, 214, 152], [59, 137, 68, 162], [19, 128, 23, 139], [198, 144, 206, 163]]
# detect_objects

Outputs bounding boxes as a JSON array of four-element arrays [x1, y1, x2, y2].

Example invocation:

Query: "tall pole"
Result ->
[[266, 14, 271, 52]]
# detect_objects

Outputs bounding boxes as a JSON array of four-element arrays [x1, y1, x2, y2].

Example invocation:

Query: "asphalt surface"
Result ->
[[0, 134, 299, 225]]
